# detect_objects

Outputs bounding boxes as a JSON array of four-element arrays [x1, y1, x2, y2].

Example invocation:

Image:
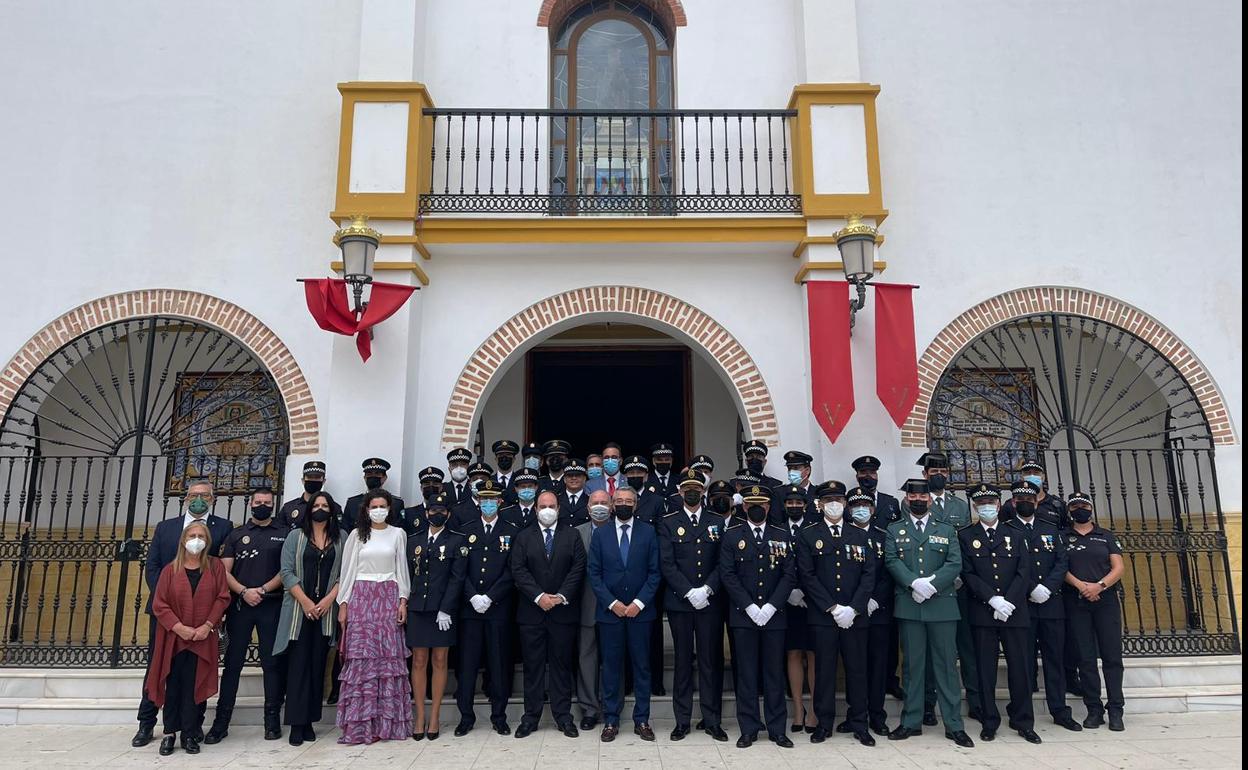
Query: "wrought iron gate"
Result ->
[[927, 312, 1239, 656], [0, 316, 287, 667]]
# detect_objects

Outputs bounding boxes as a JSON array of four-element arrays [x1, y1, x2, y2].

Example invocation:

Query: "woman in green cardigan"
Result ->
[[274, 490, 343, 746]]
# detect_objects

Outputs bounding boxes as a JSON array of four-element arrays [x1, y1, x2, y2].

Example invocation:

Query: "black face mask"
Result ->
[[857, 475, 878, 492], [746, 458, 765, 474], [908, 499, 929, 515], [613, 505, 634, 521], [251, 504, 273, 521], [310, 507, 331, 523], [495, 455, 514, 472], [1070, 507, 1093, 524], [653, 461, 672, 475], [746, 505, 768, 524], [709, 497, 731, 514], [682, 489, 703, 506], [626, 475, 645, 491], [427, 511, 449, 528], [303, 480, 324, 495], [927, 474, 948, 492], [786, 506, 805, 521], [546, 456, 566, 473], [364, 475, 384, 490], [422, 485, 442, 500], [1015, 500, 1037, 516]]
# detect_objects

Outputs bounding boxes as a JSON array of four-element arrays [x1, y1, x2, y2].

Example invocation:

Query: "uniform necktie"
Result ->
[[935, 497, 944, 514], [608, 477, 616, 496], [832, 524, 841, 538], [690, 513, 698, 527], [917, 518, 925, 534], [754, 527, 764, 544], [484, 523, 492, 537], [456, 483, 464, 500], [1026, 522, 1034, 532], [986, 527, 995, 542], [791, 523, 800, 539], [570, 493, 578, 507], [660, 475, 668, 487], [620, 523, 630, 563], [544, 528, 554, 558]]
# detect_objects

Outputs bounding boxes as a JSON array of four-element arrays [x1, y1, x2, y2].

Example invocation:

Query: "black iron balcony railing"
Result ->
[[421, 108, 800, 216]]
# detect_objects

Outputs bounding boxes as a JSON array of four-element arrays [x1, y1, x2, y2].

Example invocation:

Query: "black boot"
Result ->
[[264, 706, 282, 740]]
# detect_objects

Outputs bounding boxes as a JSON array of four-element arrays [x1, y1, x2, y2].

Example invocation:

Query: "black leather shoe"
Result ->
[[887, 685, 906, 700], [454, 720, 474, 737], [922, 710, 938, 726], [492, 721, 511, 736], [836, 720, 853, 733], [810, 728, 829, 743], [181, 735, 201, 755], [854, 731, 876, 747], [581, 716, 598, 731], [264, 727, 281, 740], [791, 722, 803, 733], [428, 731, 440, 741], [1108, 714, 1125, 732], [889, 726, 921, 740], [871, 722, 890, 736], [704, 724, 729, 741], [412, 731, 426, 741], [559, 722, 579, 739], [980, 728, 996, 741], [771, 735, 794, 748], [670, 724, 690, 741], [158, 735, 176, 756], [203, 726, 227, 745], [947, 730, 975, 747], [131, 727, 154, 748], [514, 723, 536, 739], [304, 725, 316, 742], [289, 731, 304, 747], [1017, 728, 1042, 744], [1083, 713, 1105, 729], [1055, 715, 1083, 731], [736, 733, 754, 748]]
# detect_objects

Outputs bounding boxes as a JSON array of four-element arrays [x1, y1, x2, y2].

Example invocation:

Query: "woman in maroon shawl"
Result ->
[[145, 519, 231, 755]]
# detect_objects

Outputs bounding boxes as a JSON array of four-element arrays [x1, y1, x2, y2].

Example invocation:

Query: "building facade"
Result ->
[[0, 0, 1240, 667]]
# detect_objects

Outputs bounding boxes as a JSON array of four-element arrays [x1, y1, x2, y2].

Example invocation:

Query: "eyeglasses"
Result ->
[[186, 493, 212, 501]]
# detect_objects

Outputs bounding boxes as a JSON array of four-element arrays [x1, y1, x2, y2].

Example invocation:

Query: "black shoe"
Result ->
[[791, 722, 804, 733], [736, 733, 754, 748], [946, 730, 975, 747], [887, 684, 906, 700], [289, 731, 304, 747], [514, 723, 536, 739], [304, 725, 317, 742], [652, 684, 667, 696], [581, 716, 598, 731], [493, 721, 511, 736], [695, 719, 706, 730], [1054, 715, 1083, 731], [180, 735, 200, 755], [889, 726, 921, 741], [1017, 728, 1042, 744], [158, 735, 176, 756], [454, 720, 474, 737], [810, 728, 829, 743], [836, 721, 853, 733], [428, 731, 440, 741], [670, 724, 690, 741], [634, 723, 655, 741], [326, 688, 340, 705], [870, 722, 890, 737], [704, 724, 729, 742], [411, 731, 426, 741], [771, 735, 794, 748], [1083, 713, 1105, 729], [131, 727, 154, 748], [559, 722, 579, 739], [203, 726, 227, 745], [264, 727, 281, 740], [1108, 714, 1125, 732], [967, 708, 984, 723], [980, 728, 996, 741], [922, 710, 938, 726], [1066, 683, 1085, 697], [854, 731, 876, 747]]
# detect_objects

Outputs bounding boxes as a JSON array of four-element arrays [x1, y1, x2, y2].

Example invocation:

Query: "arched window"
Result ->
[[550, 1, 675, 210]]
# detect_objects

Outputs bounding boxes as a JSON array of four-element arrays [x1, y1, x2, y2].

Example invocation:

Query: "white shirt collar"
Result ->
[[788, 518, 804, 530], [615, 518, 633, 535], [910, 514, 929, 528], [982, 522, 996, 535], [183, 512, 207, 529], [480, 516, 497, 529], [826, 519, 843, 534], [684, 505, 702, 519], [752, 524, 766, 538]]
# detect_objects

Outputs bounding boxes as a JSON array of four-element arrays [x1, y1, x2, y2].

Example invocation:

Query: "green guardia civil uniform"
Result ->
[[885, 513, 965, 733], [922, 492, 981, 715]]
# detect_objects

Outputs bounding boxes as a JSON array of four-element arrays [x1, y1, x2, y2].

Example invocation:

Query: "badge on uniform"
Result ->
[[1003, 536, 1013, 552], [738, 539, 746, 550], [898, 529, 906, 536], [708, 525, 719, 541], [677, 526, 686, 536], [972, 539, 982, 549], [853, 545, 865, 562], [438, 544, 447, 561], [1041, 534, 1054, 551], [415, 545, 422, 555], [815, 539, 824, 550], [500, 535, 512, 552], [242, 535, 251, 545], [459, 546, 469, 557], [930, 535, 948, 545], [469, 534, 478, 544]]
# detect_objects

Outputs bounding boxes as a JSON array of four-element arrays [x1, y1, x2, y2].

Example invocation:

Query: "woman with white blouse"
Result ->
[[335, 489, 413, 744]]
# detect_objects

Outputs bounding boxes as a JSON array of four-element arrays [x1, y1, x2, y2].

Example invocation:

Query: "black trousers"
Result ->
[[1066, 591, 1124, 717], [974, 624, 1034, 731], [457, 616, 512, 723], [162, 650, 205, 735], [730, 626, 786, 739], [139, 615, 208, 733], [649, 588, 666, 693], [668, 607, 724, 728], [1029, 613, 1072, 719], [887, 617, 902, 691], [866, 622, 891, 727], [283, 620, 330, 727], [518, 621, 577, 727], [812, 623, 868, 733], [214, 599, 284, 728]]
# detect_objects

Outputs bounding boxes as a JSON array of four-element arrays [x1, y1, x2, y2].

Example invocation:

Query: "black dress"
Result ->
[[163, 568, 203, 735], [284, 540, 336, 727]]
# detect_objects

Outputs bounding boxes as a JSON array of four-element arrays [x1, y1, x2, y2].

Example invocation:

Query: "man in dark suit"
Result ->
[[845, 488, 894, 736], [575, 491, 613, 730], [852, 454, 903, 699], [443, 447, 474, 506], [492, 439, 521, 504], [622, 455, 666, 525], [132, 480, 232, 748], [647, 442, 678, 499], [557, 458, 590, 526], [341, 457, 405, 533], [538, 439, 572, 495], [509, 490, 587, 739], [719, 485, 797, 749], [588, 485, 661, 742]]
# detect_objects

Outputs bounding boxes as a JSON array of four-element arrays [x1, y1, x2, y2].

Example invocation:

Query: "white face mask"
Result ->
[[450, 466, 468, 482], [537, 507, 559, 528], [368, 507, 389, 524], [589, 504, 611, 523], [823, 500, 845, 522], [184, 537, 207, 555], [977, 505, 1000, 524]]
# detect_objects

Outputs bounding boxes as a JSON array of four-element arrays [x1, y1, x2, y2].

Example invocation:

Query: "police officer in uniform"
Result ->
[[742, 439, 783, 488], [492, 439, 521, 503], [846, 487, 894, 735], [778, 485, 816, 732], [706, 479, 736, 522], [719, 485, 797, 749], [659, 470, 729, 742], [853, 455, 904, 700], [206, 488, 289, 743], [1001, 460, 1069, 528], [622, 455, 667, 524], [885, 479, 974, 747], [772, 452, 817, 525], [668, 455, 714, 515], [499, 468, 541, 530], [444, 447, 474, 506], [450, 471, 496, 531], [1063, 491, 1126, 731], [556, 457, 590, 525], [342, 458, 406, 533], [519, 441, 543, 473], [453, 483, 518, 737], [797, 481, 876, 746], [647, 443, 678, 498], [1005, 482, 1083, 731], [277, 461, 341, 529], [958, 484, 1040, 743], [403, 467, 447, 533], [538, 439, 572, 494]]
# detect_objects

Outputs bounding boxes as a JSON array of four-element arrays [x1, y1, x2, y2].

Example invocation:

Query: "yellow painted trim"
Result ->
[[329, 260, 429, 287], [791, 232, 885, 259], [334, 82, 436, 220], [794, 260, 888, 284], [788, 83, 886, 222], [378, 234, 432, 260], [416, 216, 808, 244]]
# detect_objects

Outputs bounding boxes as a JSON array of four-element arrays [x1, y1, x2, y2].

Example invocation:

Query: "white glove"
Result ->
[[867, 598, 880, 616], [987, 595, 1011, 614], [757, 603, 777, 625], [992, 609, 1010, 623], [745, 604, 764, 625], [911, 577, 938, 600], [686, 586, 710, 610], [911, 590, 927, 604], [732, 493, 745, 507], [1029, 584, 1052, 604], [470, 594, 491, 614], [787, 588, 806, 607], [436, 611, 452, 631], [831, 605, 857, 629], [954, 576, 963, 590]]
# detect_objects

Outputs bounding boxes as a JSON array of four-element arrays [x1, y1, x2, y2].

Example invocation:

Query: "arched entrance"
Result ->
[[0, 291, 315, 667], [909, 287, 1238, 656]]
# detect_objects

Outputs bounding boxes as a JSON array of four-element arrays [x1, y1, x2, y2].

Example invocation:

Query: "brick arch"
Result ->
[[538, 0, 687, 31], [900, 286, 1235, 448], [440, 286, 776, 450], [0, 289, 320, 453]]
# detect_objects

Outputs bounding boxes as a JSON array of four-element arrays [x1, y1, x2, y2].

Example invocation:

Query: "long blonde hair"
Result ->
[[174, 520, 216, 572]]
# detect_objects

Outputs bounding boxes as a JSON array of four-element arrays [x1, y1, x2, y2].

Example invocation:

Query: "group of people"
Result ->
[[131, 438, 1127, 755]]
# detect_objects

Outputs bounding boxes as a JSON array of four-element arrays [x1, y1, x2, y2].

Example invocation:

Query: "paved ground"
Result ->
[[0, 711, 1239, 768]]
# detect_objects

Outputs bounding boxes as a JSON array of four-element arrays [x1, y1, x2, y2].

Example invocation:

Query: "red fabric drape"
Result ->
[[300, 279, 418, 362], [806, 281, 855, 443], [874, 283, 920, 428]]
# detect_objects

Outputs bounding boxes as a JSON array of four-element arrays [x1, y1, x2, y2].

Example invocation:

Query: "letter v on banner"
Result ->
[[874, 283, 920, 427], [806, 281, 855, 443]]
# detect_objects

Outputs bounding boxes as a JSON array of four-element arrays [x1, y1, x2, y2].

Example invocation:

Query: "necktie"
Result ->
[[570, 494, 578, 507], [428, 535, 436, 550], [544, 528, 554, 558], [608, 477, 616, 496], [832, 524, 840, 538], [986, 527, 995, 543], [660, 475, 667, 487], [456, 483, 464, 501], [620, 524, 630, 563], [754, 527, 764, 544], [935, 497, 944, 514], [484, 523, 492, 537], [791, 523, 799, 539], [917, 518, 925, 534], [1026, 522, 1033, 532], [690, 514, 698, 528]]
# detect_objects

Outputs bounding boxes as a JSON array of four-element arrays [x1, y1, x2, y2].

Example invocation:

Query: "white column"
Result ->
[[793, 0, 861, 82], [357, 0, 428, 80]]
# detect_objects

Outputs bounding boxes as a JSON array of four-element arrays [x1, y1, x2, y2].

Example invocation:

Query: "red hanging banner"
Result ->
[[874, 282, 920, 428], [806, 281, 855, 443], [299, 278, 418, 362]]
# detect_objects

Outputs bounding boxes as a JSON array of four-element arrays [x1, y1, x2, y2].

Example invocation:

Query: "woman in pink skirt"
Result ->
[[335, 489, 413, 743]]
